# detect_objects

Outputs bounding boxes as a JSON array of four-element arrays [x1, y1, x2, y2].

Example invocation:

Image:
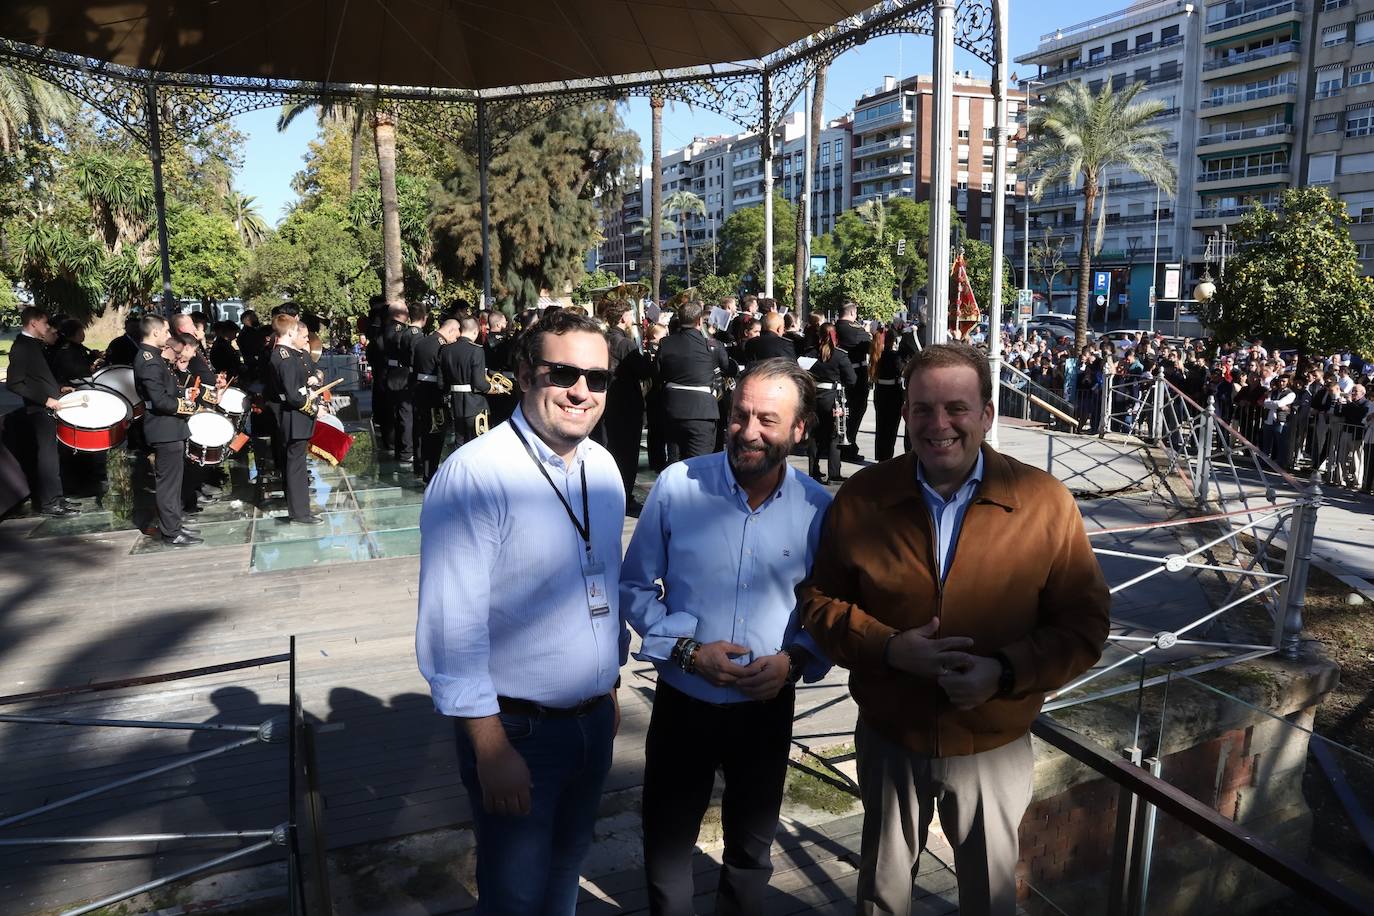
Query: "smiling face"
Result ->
[[902, 364, 994, 497], [517, 330, 609, 460], [727, 374, 806, 485]]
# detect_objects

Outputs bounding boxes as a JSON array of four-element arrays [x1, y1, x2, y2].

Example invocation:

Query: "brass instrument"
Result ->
[[486, 370, 515, 396], [475, 411, 490, 436]]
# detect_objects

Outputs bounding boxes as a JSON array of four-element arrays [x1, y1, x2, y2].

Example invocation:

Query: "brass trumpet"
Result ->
[[486, 370, 515, 395]]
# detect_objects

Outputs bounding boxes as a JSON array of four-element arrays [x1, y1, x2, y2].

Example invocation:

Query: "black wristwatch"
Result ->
[[992, 651, 1015, 697], [670, 637, 701, 675], [783, 645, 810, 684]]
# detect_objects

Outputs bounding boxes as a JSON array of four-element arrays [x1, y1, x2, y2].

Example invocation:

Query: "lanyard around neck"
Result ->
[[510, 421, 591, 554]]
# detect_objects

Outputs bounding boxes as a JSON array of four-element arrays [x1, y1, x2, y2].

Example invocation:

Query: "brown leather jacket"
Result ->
[[798, 444, 1110, 758]]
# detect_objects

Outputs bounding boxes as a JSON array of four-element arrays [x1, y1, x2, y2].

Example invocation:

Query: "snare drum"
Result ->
[[215, 386, 249, 427], [54, 389, 131, 452], [186, 411, 236, 466], [308, 412, 354, 467], [91, 365, 143, 419]]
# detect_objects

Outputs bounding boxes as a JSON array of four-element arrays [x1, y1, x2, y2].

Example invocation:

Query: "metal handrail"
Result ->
[[1032, 716, 1373, 915]]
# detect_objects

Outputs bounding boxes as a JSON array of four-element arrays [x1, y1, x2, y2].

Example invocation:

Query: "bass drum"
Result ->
[[215, 386, 250, 428], [186, 411, 236, 466], [91, 365, 144, 419], [54, 389, 131, 452]]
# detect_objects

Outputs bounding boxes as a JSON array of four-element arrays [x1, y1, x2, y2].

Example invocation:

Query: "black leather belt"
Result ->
[[497, 694, 610, 718]]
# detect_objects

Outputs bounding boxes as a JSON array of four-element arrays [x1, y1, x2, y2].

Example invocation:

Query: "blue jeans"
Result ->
[[454, 699, 615, 915]]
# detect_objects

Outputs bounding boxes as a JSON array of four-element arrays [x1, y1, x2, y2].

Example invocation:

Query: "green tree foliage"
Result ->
[[166, 206, 248, 306], [827, 197, 934, 301], [572, 268, 621, 305], [242, 203, 379, 319], [0, 66, 77, 155], [664, 189, 705, 287], [1022, 81, 1175, 347], [429, 102, 640, 310], [1199, 187, 1374, 357], [717, 193, 797, 298], [14, 221, 106, 319], [960, 239, 1016, 317], [694, 272, 740, 305], [810, 242, 899, 323]]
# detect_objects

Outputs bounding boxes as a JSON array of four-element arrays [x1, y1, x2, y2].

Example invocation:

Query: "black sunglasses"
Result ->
[[538, 360, 611, 393]]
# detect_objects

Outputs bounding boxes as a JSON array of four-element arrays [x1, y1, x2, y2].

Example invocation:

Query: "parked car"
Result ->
[[1026, 317, 1081, 343]]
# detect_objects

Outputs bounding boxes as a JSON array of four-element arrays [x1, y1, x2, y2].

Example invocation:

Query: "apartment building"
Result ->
[[850, 74, 1020, 247], [1304, 0, 1374, 268], [777, 120, 851, 236], [1194, 0, 1309, 275], [1015, 0, 1202, 321]]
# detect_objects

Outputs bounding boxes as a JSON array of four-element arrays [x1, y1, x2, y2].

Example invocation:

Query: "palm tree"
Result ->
[[227, 191, 269, 248], [372, 108, 404, 306], [0, 66, 77, 155], [855, 197, 887, 244], [795, 65, 828, 318], [278, 99, 371, 196], [1022, 81, 1176, 348], [664, 189, 706, 288], [68, 151, 154, 254], [650, 95, 665, 305]]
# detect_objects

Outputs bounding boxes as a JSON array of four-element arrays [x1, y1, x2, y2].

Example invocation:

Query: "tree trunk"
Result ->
[[798, 65, 828, 319], [349, 109, 364, 196], [651, 95, 664, 306], [683, 225, 691, 289], [1076, 178, 1096, 350], [374, 109, 404, 306]]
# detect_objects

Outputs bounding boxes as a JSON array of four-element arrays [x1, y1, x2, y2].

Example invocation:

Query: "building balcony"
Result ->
[[1193, 201, 1280, 225], [852, 135, 914, 159], [1202, 41, 1302, 81], [1205, 1, 1303, 38], [731, 170, 763, 186], [851, 108, 913, 133], [1028, 34, 1185, 86], [1200, 83, 1297, 117], [732, 190, 764, 207], [852, 185, 915, 206], [851, 161, 913, 183], [1196, 122, 1295, 154], [1195, 163, 1291, 190]]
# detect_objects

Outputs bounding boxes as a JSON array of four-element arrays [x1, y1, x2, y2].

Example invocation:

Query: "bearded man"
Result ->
[[620, 357, 834, 916]]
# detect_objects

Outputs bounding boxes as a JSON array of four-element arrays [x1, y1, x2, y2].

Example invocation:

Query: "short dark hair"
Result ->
[[171, 331, 200, 349], [459, 315, 479, 335], [408, 302, 427, 322], [58, 318, 83, 339], [902, 342, 993, 403], [735, 357, 817, 431], [140, 314, 168, 339], [515, 308, 608, 370], [678, 301, 704, 326], [272, 301, 300, 317], [20, 306, 48, 326], [600, 301, 632, 326]]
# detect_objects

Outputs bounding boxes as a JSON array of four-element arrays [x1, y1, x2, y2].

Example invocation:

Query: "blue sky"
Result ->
[[235, 3, 1079, 225]]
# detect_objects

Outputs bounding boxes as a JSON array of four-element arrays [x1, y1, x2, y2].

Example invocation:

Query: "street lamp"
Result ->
[[1012, 72, 1044, 325]]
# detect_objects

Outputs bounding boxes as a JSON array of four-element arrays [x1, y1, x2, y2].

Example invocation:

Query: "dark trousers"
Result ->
[[415, 398, 446, 483], [667, 418, 716, 463], [808, 395, 842, 479], [454, 415, 482, 449], [152, 439, 185, 538], [390, 390, 414, 459], [845, 379, 871, 448], [874, 385, 904, 461], [182, 457, 203, 511], [371, 378, 391, 450], [646, 400, 668, 472], [643, 681, 795, 916], [604, 409, 643, 498], [454, 699, 615, 915], [284, 437, 311, 520], [15, 410, 63, 509]]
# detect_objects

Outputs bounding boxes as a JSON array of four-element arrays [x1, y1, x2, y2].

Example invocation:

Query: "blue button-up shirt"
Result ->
[[621, 451, 833, 704], [416, 405, 629, 718], [917, 451, 985, 582]]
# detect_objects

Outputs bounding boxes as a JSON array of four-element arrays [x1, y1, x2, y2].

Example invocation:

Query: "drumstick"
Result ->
[[307, 378, 346, 400]]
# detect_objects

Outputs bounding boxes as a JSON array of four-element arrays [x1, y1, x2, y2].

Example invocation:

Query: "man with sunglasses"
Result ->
[[417, 309, 628, 915]]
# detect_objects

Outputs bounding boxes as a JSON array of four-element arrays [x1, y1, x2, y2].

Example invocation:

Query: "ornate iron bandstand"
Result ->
[[0, 0, 1010, 386]]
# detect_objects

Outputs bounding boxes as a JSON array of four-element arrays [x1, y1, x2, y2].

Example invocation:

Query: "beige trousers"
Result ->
[[854, 719, 1034, 916]]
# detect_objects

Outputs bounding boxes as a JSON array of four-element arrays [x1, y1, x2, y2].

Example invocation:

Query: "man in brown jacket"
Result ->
[[799, 342, 1110, 916]]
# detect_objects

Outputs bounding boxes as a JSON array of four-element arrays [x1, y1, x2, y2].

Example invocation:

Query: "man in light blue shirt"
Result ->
[[621, 358, 833, 916], [417, 310, 628, 915]]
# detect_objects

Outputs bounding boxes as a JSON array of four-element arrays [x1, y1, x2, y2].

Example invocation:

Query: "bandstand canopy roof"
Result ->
[[0, 1, 877, 90]]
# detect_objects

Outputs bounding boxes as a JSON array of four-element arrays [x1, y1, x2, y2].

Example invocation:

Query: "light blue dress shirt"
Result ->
[[620, 451, 834, 704], [917, 450, 985, 582], [416, 405, 629, 718]]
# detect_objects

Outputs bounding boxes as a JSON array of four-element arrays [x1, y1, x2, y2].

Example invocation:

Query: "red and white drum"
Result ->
[[216, 386, 249, 427], [54, 389, 131, 452], [91, 365, 143, 419], [308, 412, 354, 467], [186, 411, 236, 466]]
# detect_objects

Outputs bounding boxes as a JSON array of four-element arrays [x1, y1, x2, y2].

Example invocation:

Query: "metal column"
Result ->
[[800, 83, 813, 318], [988, 0, 1010, 447], [927, 0, 956, 345], [762, 74, 775, 299], [145, 83, 175, 317], [476, 99, 494, 311]]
